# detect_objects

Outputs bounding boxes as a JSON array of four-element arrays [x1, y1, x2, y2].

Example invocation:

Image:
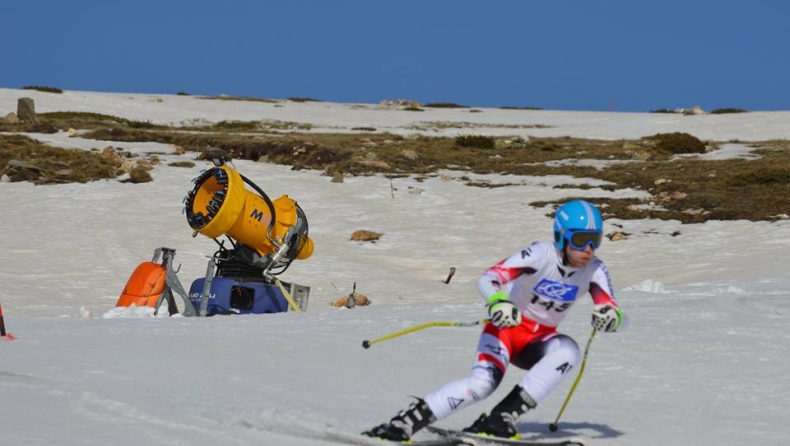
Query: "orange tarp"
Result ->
[[115, 262, 166, 308]]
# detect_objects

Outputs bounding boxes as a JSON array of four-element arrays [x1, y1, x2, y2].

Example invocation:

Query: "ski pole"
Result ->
[[362, 319, 488, 349], [549, 329, 596, 432]]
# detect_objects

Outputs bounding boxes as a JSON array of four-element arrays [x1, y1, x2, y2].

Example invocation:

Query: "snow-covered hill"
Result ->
[[1, 89, 788, 446]]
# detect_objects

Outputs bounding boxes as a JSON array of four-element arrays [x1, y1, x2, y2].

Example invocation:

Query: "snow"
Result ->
[[1, 88, 789, 446]]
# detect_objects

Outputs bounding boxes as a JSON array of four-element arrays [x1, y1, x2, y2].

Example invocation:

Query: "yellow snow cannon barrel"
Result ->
[[184, 165, 313, 261]]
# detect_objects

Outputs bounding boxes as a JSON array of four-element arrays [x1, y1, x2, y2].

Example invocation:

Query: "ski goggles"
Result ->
[[565, 229, 603, 250]]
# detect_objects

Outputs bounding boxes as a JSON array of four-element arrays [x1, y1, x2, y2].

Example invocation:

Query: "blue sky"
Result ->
[[3, 1, 789, 112]]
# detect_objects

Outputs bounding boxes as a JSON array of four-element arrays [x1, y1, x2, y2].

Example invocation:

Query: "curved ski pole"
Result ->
[[549, 329, 596, 432], [362, 319, 489, 349]]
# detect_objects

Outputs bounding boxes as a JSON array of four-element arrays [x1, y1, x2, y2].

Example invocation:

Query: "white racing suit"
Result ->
[[424, 241, 619, 419]]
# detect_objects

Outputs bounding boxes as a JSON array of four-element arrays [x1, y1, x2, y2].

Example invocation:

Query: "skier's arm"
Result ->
[[589, 262, 629, 332], [476, 246, 540, 328], [476, 244, 539, 300]]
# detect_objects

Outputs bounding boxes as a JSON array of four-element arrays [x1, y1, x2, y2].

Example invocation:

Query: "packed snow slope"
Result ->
[[1, 89, 788, 446]]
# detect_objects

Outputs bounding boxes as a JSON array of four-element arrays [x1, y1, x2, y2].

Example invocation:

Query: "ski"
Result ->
[[427, 426, 586, 446], [324, 428, 474, 446]]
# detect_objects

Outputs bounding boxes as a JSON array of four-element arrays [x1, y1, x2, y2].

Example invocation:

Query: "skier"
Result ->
[[363, 200, 628, 441]]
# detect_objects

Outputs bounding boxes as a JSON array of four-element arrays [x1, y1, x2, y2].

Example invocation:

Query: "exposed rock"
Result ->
[[136, 160, 155, 170], [330, 172, 344, 183], [682, 208, 710, 215], [119, 160, 136, 174], [101, 147, 125, 164], [200, 147, 230, 162], [2, 112, 21, 124], [656, 191, 688, 202], [330, 294, 371, 307], [293, 142, 317, 156], [400, 149, 419, 161], [379, 99, 422, 109], [683, 106, 705, 115], [2, 159, 45, 182], [607, 231, 629, 242], [350, 230, 382, 242], [17, 98, 39, 123], [353, 158, 390, 169]]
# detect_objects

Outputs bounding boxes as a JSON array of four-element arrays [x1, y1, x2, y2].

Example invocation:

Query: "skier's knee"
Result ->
[[469, 364, 503, 399], [556, 335, 581, 366]]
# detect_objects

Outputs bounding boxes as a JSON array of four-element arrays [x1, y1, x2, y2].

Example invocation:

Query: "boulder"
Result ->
[[17, 98, 39, 123], [330, 294, 371, 307], [350, 230, 382, 242], [2, 112, 21, 124]]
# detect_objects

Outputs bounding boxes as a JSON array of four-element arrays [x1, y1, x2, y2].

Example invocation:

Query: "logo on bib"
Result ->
[[534, 279, 579, 302]]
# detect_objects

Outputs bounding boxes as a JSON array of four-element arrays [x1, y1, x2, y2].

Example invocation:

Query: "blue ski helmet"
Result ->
[[553, 200, 604, 250]]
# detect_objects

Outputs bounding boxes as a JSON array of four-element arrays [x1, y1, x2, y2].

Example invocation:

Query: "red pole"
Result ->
[[0, 300, 16, 340]]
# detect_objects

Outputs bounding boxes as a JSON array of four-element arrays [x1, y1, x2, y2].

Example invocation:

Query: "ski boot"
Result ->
[[463, 385, 537, 439], [362, 398, 436, 442]]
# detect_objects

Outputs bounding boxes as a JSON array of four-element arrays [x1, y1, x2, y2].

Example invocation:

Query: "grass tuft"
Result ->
[[710, 108, 748, 114], [455, 134, 496, 149], [423, 102, 470, 109], [645, 132, 706, 154]]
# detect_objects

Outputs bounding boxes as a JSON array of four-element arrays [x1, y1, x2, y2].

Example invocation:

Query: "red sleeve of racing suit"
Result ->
[[589, 261, 617, 307], [477, 244, 540, 301]]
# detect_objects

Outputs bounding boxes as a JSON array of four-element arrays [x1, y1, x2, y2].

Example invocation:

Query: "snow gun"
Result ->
[[180, 155, 314, 314], [114, 154, 313, 317], [184, 157, 314, 277]]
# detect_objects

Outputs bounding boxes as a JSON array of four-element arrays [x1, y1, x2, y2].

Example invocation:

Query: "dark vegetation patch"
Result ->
[[3, 111, 788, 223], [21, 85, 63, 94], [423, 102, 470, 109], [500, 106, 543, 110], [408, 121, 551, 131], [710, 108, 748, 114], [2, 112, 172, 133], [455, 134, 495, 149], [213, 120, 261, 131], [0, 112, 312, 134], [650, 108, 748, 115], [644, 132, 707, 154], [0, 135, 122, 184], [75, 130, 790, 222], [199, 95, 278, 103], [168, 161, 196, 168], [288, 97, 321, 103]]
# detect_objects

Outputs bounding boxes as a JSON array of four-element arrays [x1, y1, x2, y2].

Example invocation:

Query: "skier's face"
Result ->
[[566, 243, 594, 267]]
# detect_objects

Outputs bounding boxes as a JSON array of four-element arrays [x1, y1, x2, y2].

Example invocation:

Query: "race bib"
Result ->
[[533, 279, 579, 302]]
